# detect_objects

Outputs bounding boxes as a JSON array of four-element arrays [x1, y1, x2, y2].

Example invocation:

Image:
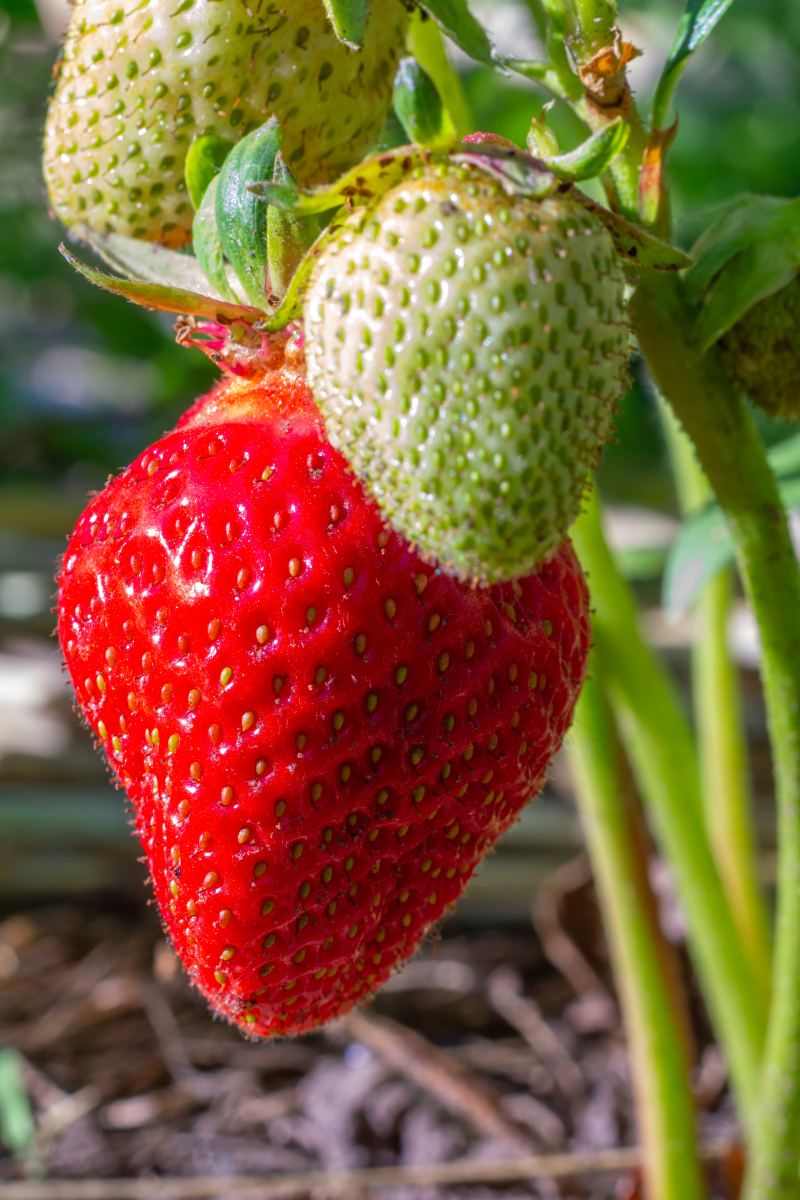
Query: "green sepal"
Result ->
[[216, 117, 282, 310], [266, 154, 321, 300], [683, 194, 800, 351], [322, 0, 369, 50], [260, 211, 352, 333], [60, 245, 263, 324], [451, 144, 558, 199], [75, 226, 214, 295], [574, 190, 694, 270], [664, 428, 800, 618], [393, 56, 455, 149], [248, 145, 431, 215], [541, 118, 630, 184], [526, 100, 559, 158], [185, 133, 234, 211], [193, 175, 239, 304], [416, 0, 496, 68]]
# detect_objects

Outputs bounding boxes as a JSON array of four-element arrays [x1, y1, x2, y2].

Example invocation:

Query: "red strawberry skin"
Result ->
[[58, 366, 590, 1038]]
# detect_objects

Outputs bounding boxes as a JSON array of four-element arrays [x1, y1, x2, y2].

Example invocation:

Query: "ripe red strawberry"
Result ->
[[58, 353, 590, 1038]]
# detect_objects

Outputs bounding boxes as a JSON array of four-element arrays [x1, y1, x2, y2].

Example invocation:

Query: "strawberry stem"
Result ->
[[569, 666, 707, 1200], [658, 392, 772, 1001], [572, 488, 767, 1128], [632, 268, 800, 1199]]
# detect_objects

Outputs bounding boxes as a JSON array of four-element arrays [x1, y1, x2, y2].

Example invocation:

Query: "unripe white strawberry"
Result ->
[[44, 0, 407, 247], [303, 157, 629, 583]]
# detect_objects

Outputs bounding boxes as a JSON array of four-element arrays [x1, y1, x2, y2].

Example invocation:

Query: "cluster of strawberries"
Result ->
[[44, 0, 631, 1038]]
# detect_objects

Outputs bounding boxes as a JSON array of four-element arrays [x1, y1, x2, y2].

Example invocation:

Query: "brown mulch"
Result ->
[[0, 869, 742, 1199]]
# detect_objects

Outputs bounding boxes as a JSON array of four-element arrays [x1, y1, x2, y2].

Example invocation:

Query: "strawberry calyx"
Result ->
[[174, 316, 304, 381], [57, 115, 691, 394]]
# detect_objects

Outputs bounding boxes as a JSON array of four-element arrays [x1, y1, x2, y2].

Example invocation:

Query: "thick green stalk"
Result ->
[[573, 490, 767, 1128], [632, 270, 800, 1199], [659, 399, 772, 994], [569, 668, 707, 1200], [573, 95, 648, 222]]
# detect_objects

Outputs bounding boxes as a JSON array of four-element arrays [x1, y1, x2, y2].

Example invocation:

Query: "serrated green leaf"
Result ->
[[684, 194, 800, 349], [266, 154, 320, 300], [216, 117, 282, 310], [416, 0, 496, 68], [664, 432, 800, 617], [60, 245, 262, 324], [322, 0, 370, 49], [573, 190, 694, 270], [543, 119, 629, 184], [193, 176, 238, 304], [185, 133, 234, 211], [76, 227, 214, 295], [652, 0, 737, 129], [393, 56, 455, 149]]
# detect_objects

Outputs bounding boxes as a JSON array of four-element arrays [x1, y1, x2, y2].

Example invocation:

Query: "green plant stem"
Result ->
[[572, 489, 767, 1128], [406, 10, 472, 139], [632, 270, 800, 1199], [659, 397, 772, 995], [573, 96, 648, 222], [569, 667, 706, 1200], [694, 569, 773, 990]]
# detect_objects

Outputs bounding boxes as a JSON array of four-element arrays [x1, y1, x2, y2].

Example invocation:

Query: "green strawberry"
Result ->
[[684, 195, 800, 420], [43, 0, 408, 247], [302, 153, 629, 583], [717, 278, 800, 421]]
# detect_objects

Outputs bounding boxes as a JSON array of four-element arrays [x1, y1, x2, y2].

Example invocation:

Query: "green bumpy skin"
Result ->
[[304, 165, 629, 584], [44, 0, 407, 248], [718, 276, 800, 420]]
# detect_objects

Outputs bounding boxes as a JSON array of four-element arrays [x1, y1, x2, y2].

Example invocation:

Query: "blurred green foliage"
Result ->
[[0, 0, 796, 517]]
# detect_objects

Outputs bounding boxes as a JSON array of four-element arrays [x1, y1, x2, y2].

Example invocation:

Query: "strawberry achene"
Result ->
[[58, 366, 590, 1037]]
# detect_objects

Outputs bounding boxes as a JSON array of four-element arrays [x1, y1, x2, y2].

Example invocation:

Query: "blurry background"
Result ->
[[0, 2, 795, 1186]]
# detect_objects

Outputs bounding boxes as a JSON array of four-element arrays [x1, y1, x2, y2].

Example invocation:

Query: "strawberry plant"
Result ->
[[41, 0, 800, 1196]]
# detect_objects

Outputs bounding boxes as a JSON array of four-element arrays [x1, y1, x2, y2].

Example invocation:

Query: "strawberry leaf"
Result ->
[[684, 194, 800, 350], [416, 0, 496, 68], [60, 246, 263, 324], [322, 0, 370, 50], [664, 430, 800, 617], [185, 133, 234, 211], [216, 117, 282, 310]]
